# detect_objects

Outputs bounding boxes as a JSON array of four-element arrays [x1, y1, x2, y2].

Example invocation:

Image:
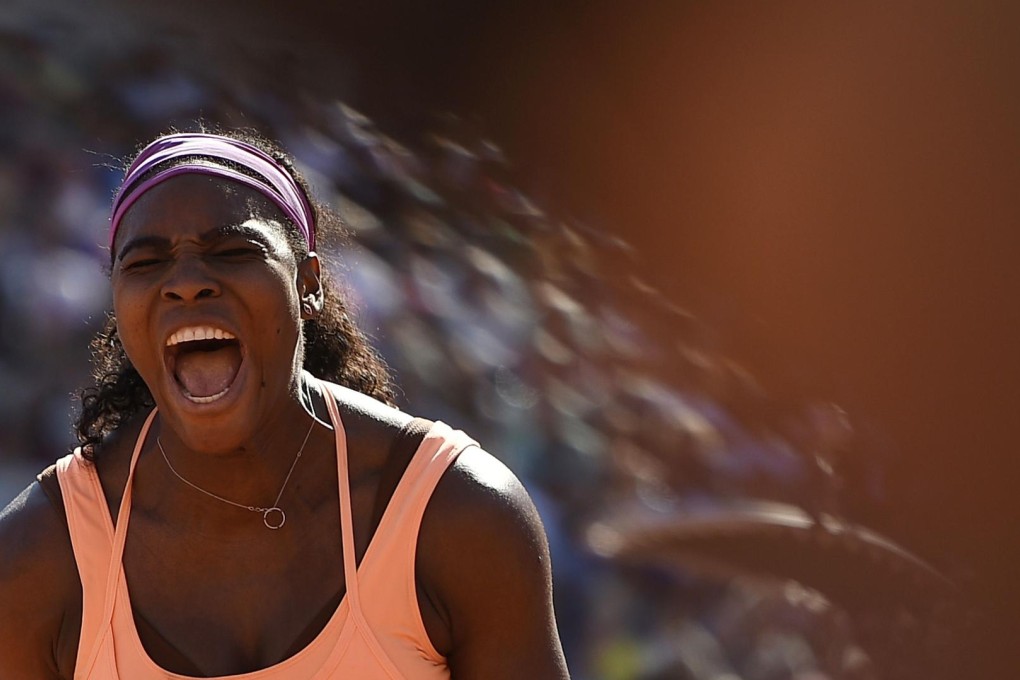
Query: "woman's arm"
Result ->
[[0, 481, 79, 679], [419, 447, 571, 680]]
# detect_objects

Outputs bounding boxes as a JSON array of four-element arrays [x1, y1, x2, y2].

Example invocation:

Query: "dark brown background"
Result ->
[[246, 0, 1020, 624]]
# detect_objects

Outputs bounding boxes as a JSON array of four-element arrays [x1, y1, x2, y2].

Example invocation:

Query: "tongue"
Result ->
[[174, 346, 242, 398]]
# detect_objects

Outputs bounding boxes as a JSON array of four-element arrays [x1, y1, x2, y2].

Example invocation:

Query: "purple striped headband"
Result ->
[[109, 133, 316, 251]]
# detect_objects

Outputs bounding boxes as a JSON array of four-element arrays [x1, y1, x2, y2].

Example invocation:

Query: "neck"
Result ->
[[136, 380, 335, 533]]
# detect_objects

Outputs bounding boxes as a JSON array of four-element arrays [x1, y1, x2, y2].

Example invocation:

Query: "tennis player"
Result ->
[[0, 130, 570, 679]]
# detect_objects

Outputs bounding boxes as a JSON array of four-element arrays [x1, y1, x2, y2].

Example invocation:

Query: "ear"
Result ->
[[297, 252, 324, 320]]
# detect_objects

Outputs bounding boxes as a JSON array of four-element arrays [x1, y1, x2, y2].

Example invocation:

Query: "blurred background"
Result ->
[[0, 1, 1017, 677]]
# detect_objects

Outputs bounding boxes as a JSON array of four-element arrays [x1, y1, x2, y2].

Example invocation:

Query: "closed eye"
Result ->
[[122, 258, 163, 271], [215, 246, 264, 259]]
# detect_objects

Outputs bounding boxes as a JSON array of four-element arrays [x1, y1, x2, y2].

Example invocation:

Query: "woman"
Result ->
[[0, 130, 570, 678]]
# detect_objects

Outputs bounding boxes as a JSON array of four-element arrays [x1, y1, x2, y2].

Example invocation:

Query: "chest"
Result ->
[[116, 466, 389, 675], [124, 510, 338, 672]]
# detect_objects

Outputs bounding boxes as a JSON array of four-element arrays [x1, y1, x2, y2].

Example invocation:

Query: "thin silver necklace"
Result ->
[[157, 419, 316, 530]]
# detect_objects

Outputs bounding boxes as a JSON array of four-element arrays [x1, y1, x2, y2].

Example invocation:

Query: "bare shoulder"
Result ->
[[0, 477, 80, 678], [419, 445, 570, 679], [426, 446, 548, 555], [320, 380, 416, 471], [325, 381, 413, 430], [421, 446, 552, 593], [0, 476, 78, 603]]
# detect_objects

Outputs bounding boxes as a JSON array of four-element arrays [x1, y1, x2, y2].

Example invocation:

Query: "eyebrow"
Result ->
[[115, 224, 276, 262]]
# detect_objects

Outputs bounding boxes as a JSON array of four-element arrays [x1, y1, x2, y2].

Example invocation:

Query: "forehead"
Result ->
[[113, 172, 294, 253]]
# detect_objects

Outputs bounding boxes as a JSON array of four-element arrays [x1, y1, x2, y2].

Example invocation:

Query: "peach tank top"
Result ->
[[55, 391, 477, 679]]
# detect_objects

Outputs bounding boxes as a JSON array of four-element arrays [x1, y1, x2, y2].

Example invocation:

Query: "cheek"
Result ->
[[255, 266, 302, 316], [111, 285, 153, 370]]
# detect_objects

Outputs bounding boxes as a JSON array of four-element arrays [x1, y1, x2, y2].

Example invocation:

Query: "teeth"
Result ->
[[184, 384, 232, 404], [166, 326, 236, 347]]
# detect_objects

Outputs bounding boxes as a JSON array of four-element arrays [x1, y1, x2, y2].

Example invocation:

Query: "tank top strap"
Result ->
[[381, 421, 479, 529], [57, 408, 158, 679], [322, 387, 361, 610], [321, 385, 416, 678]]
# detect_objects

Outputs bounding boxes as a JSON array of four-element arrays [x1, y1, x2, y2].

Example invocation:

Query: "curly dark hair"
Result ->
[[74, 126, 395, 462]]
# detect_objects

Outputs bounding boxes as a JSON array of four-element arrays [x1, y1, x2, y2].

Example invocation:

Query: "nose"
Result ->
[[161, 256, 220, 302]]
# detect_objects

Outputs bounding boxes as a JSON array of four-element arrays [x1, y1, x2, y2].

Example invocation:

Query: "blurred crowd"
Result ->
[[0, 18, 959, 679]]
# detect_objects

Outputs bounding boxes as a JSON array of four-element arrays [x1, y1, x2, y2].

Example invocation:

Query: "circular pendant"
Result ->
[[263, 507, 286, 530]]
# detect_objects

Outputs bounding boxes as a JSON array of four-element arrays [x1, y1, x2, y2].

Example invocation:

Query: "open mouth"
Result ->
[[165, 326, 244, 404]]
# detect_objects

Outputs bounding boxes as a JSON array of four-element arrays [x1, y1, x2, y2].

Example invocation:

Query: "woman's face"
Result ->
[[111, 172, 318, 452]]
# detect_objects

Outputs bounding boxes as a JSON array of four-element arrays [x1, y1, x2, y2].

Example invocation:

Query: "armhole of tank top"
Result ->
[[37, 462, 69, 529], [408, 430, 477, 665], [40, 457, 87, 680]]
